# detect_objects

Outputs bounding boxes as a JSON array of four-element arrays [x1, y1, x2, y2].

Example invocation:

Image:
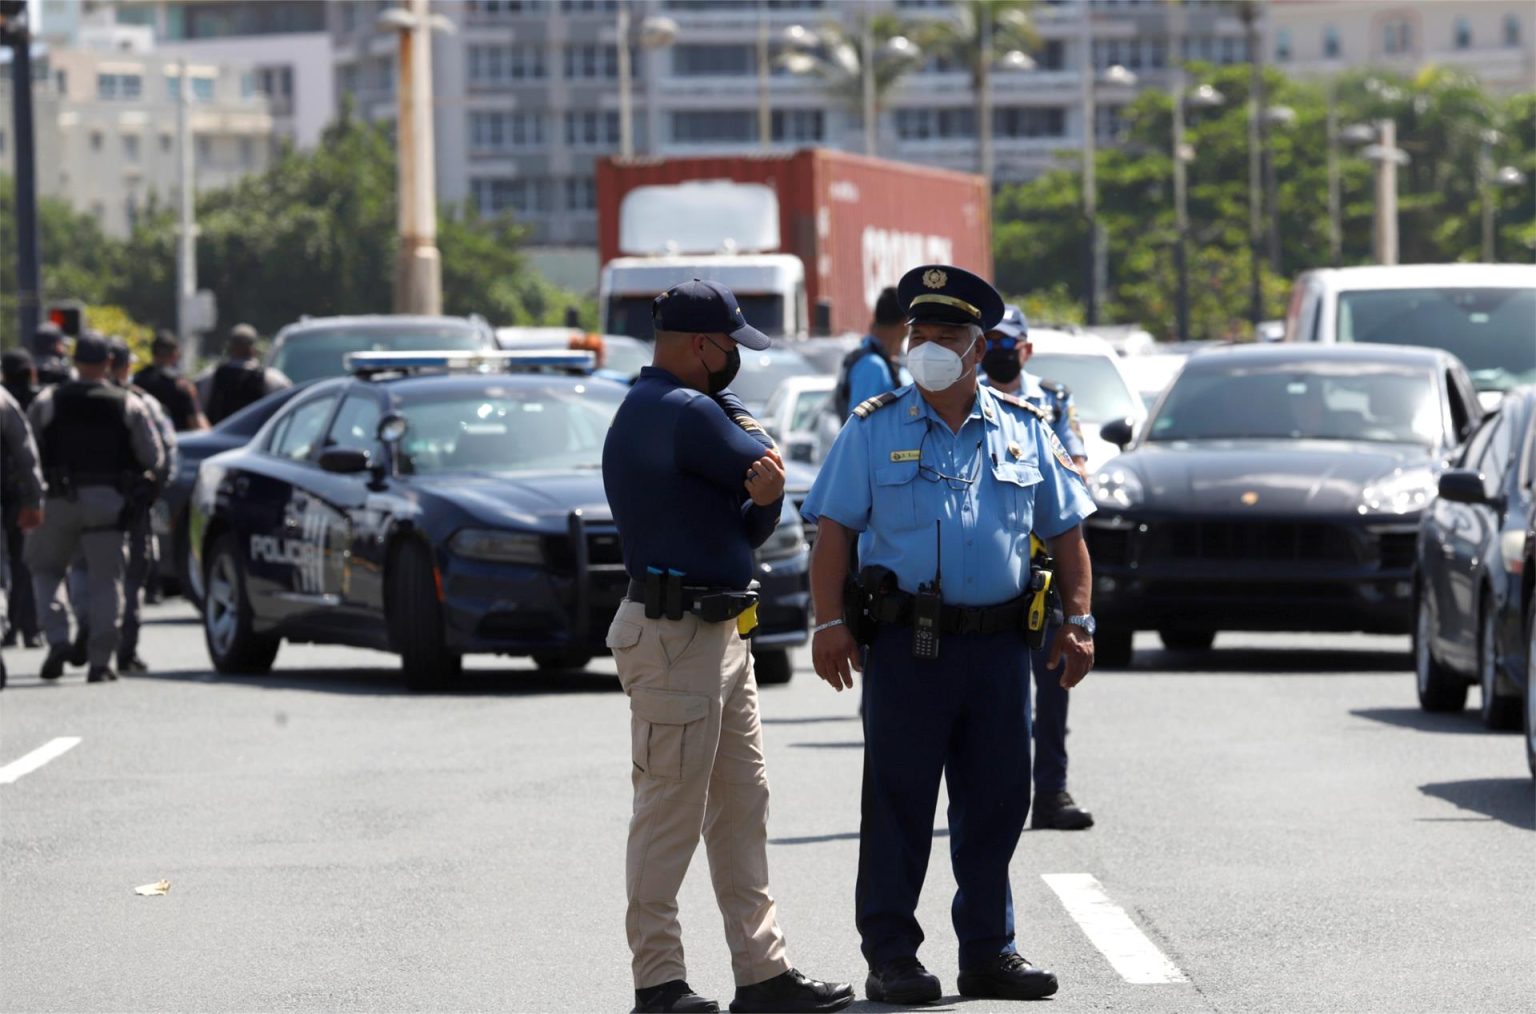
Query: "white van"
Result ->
[[1026, 328, 1147, 472], [1283, 264, 1536, 408]]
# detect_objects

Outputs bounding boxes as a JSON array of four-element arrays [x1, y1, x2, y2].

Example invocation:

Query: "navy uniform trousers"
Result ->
[[857, 624, 1032, 969], [1029, 623, 1069, 795]]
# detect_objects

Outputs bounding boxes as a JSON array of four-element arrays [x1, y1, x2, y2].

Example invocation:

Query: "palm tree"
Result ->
[[781, 13, 925, 156], [916, 0, 1038, 183]]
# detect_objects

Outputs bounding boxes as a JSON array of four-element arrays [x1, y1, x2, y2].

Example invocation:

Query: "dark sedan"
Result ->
[[188, 354, 809, 690], [1086, 345, 1484, 667], [1414, 387, 1536, 735]]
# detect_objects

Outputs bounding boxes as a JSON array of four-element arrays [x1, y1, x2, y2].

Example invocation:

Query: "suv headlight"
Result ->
[[1359, 467, 1435, 516], [449, 528, 544, 564], [759, 504, 807, 562], [1091, 468, 1144, 510]]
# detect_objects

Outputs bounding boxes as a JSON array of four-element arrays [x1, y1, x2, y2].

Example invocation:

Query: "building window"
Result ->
[[771, 108, 824, 143], [1454, 17, 1472, 50], [995, 106, 1066, 139], [97, 72, 143, 100], [671, 110, 755, 144], [468, 44, 547, 84], [1275, 28, 1291, 62], [1383, 19, 1412, 55], [257, 65, 294, 99], [565, 109, 621, 147], [672, 44, 755, 77], [895, 108, 976, 141], [1093, 105, 1124, 142], [565, 43, 623, 79], [90, 130, 103, 151], [561, 0, 618, 12], [472, 177, 553, 216], [196, 135, 213, 165], [1323, 26, 1341, 59], [1505, 14, 1521, 47], [55, 69, 68, 93], [0, 130, 5, 154], [564, 175, 596, 211], [160, 132, 173, 153], [123, 133, 140, 160], [239, 137, 255, 166], [469, 111, 548, 152], [467, 0, 549, 19], [167, 73, 216, 102]]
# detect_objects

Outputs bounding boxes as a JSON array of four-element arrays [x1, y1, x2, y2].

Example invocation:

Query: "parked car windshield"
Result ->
[[270, 325, 486, 384], [394, 384, 625, 475], [1027, 353, 1141, 423], [1148, 362, 1441, 446], [1335, 287, 1536, 393], [728, 349, 817, 408]]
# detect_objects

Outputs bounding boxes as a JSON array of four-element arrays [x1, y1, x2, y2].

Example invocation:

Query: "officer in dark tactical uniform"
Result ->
[[134, 332, 208, 432], [0, 384, 45, 687], [832, 287, 911, 422], [32, 322, 74, 387], [25, 333, 164, 683], [1, 349, 42, 648], [204, 323, 290, 424]]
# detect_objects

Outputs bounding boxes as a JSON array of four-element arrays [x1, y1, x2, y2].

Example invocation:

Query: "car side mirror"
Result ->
[[319, 447, 371, 475], [1437, 469, 1490, 506], [1100, 418, 1135, 449]]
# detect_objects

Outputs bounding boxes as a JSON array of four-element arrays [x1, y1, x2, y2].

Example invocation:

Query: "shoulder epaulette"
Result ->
[[991, 389, 1049, 422], [852, 391, 901, 419]]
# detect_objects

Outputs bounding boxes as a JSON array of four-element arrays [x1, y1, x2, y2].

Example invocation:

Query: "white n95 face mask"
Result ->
[[907, 337, 974, 392]]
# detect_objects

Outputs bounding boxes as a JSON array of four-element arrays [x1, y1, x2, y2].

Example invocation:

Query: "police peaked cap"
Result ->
[[897, 264, 1006, 332]]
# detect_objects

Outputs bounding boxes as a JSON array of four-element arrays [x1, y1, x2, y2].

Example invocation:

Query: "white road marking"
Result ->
[[0, 737, 83, 785], [1042, 873, 1189, 985]]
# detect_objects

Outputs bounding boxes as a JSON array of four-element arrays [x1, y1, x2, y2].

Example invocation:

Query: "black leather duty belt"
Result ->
[[626, 579, 758, 622], [870, 591, 1028, 636]]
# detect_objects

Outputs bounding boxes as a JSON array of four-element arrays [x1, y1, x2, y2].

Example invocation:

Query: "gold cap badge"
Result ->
[[922, 268, 948, 290]]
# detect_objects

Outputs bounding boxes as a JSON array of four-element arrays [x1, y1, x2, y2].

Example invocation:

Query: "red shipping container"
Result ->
[[596, 149, 992, 336]]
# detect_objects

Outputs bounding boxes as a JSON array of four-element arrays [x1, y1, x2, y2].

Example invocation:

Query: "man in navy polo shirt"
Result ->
[[602, 279, 854, 1014]]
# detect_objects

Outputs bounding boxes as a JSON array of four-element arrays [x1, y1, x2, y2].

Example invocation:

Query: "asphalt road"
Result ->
[[2, 601, 1531, 1013]]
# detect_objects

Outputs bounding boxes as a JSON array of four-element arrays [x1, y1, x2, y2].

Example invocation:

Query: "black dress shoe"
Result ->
[[87, 665, 119, 683], [865, 957, 941, 1005], [40, 646, 68, 680], [68, 628, 90, 667], [118, 655, 149, 674], [731, 968, 854, 1013], [25, 633, 43, 649], [633, 980, 719, 1013], [1, 630, 16, 647], [1031, 790, 1094, 830], [957, 953, 1058, 1001]]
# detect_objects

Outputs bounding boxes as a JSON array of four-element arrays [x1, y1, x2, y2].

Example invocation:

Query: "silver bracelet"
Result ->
[[812, 618, 845, 634]]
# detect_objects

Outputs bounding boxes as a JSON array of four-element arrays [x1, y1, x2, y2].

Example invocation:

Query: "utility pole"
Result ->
[[176, 58, 200, 364], [387, 0, 442, 314], [617, 3, 633, 158], [1244, 2, 1263, 329], [1371, 118, 1400, 266], [861, 9, 876, 156], [1170, 2, 1190, 342], [757, 10, 771, 150], [1079, 0, 1099, 325], [978, 2, 994, 186], [1326, 81, 1341, 267], [2, 0, 39, 353]]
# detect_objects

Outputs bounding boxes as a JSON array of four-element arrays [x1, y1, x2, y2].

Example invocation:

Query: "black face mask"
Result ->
[[982, 347, 1022, 384], [703, 337, 741, 394]]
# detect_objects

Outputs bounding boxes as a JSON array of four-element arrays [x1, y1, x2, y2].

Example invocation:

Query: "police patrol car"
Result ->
[[187, 351, 809, 690]]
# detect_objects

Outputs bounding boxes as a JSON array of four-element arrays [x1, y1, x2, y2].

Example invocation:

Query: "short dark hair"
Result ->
[[873, 287, 902, 327], [1, 347, 34, 381], [152, 330, 179, 356]]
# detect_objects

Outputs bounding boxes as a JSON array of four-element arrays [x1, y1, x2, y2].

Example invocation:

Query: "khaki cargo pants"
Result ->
[[607, 598, 791, 991]]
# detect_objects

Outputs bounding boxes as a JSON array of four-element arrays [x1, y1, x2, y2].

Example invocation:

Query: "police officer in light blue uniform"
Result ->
[[833, 287, 912, 422], [801, 265, 1097, 1005], [980, 305, 1094, 831]]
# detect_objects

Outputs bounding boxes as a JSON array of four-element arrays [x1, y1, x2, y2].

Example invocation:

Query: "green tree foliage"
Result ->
[[994, 66, 1533, 340]]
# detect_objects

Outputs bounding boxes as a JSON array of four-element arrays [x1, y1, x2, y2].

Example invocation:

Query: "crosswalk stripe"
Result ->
[[1042, 873, 1189, 985], [0, 737, 83, 785]]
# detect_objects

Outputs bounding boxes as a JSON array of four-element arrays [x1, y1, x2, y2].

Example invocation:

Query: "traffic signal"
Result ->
[[46, 303, 83, 338]]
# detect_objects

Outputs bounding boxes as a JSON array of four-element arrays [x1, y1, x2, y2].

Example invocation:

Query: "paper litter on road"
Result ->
[[133, 880, 171, 896]]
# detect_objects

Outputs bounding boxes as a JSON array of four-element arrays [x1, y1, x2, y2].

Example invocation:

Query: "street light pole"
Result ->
[[1243, 2, 1264, 329], [978, 3, 994, 186], [1080, 0, 1099, 325], [757, 10, 771, 150], [2, 1, 40, 354], [617, 3, 633, 158], [861, 10, 876, 156], [389, 0, 441, 315], [1326, 81, 1342, 266], [1372, 118, 1399, 266], [176, 58, 200, 362], [1171, 6, 1191, 342]]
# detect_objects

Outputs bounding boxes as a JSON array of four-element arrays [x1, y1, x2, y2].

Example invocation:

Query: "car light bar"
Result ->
[[345, 350, 596, 377]]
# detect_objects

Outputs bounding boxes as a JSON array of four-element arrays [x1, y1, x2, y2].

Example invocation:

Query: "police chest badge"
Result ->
[[1007, 441, 1024, 461], [922, 268, 947, 289]]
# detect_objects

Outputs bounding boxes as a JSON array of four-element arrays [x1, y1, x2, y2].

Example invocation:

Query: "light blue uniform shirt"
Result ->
[[846, 338, 913, 411], [1011, 371, 1086, 460], [801, 383, 1095, 607]]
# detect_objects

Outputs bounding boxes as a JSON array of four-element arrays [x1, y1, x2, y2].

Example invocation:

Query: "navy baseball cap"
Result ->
[[989, 304, 1029, 342], [73, 331, 110, 364], [651, 278, 771, 351], [107, 338, 134, 369], [898, 264, 1005, 332]]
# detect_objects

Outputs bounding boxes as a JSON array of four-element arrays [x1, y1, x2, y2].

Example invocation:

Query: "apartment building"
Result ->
[[0, 34, 275, 238]]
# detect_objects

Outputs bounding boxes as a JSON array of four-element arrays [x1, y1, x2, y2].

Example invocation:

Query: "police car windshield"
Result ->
[[1025, 353, 1139, 424], [1148, 363, 1441, 446], [606, 296, 786, 342], [1335, 287, 1536, 393], [271, 325, 485, 384], [394, 385, 625, 475]]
